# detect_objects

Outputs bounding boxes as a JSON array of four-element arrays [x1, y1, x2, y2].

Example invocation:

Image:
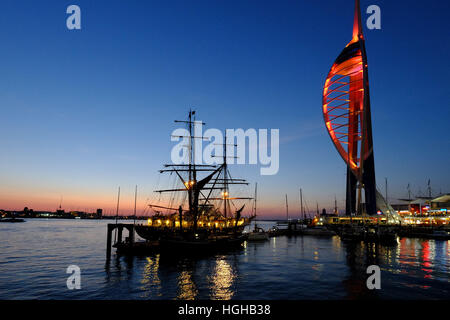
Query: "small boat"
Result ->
[[429, 230, 450, 240], [246, 186, 269, 241], [339, 224, 366, 241], [302, 226, 336, 237], [247, 225, 269, 241], [365, 225, 398, 243], [268, 226, 283, 237]]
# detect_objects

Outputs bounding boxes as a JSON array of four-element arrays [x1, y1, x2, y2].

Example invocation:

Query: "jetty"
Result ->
[[106, 223, 158, 259]]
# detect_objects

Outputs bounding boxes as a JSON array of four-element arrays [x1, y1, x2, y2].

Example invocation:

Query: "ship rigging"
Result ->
[[135, 110, 255, 244]]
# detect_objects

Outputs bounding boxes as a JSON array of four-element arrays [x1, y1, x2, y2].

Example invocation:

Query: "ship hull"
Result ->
[[135, 225, 173, 241], [135, 225, 247, 241], [159, 235, 246, 254]]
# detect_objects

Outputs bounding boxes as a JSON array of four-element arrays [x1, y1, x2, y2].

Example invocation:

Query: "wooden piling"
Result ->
[[106, 224, 113, 259], [117, 225, 123, 244], [129, 225, 135, 244], [106, 223, 136, 259]]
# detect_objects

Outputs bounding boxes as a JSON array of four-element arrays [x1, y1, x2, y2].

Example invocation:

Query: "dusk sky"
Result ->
[[0, 0, 449, 218]]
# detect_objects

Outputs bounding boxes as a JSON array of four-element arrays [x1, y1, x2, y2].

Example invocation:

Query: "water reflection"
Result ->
[[209, 256, 236, 300], [342, 241, 384, 299], [341, 237, 450, 299], [107, 252, 240, 300], [177, 270, 197, 300], [140, 255, 162, 298], [102, 234, 449, 299], [2, 219, 449, 299]]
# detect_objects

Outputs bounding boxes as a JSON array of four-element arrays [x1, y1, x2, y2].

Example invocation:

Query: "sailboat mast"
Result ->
[[191, 110, 197, 185], [191, 110, 200, 231], [285, 194, 289, 220], [171, 110, 209, 232], [133, 185, 137, 225], [254, 183, 258, 217], [300, 188, 303, 220], [385, 178, 388, 205], [114, 186, 120, 243], [188, 110, 194, 214], [407, 183, 411, 200], [115, 186, 120, 223], [334, 195, 338, 215]]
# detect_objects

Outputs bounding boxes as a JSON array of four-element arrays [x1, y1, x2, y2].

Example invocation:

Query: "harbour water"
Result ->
[[0, 219, 449, 300]]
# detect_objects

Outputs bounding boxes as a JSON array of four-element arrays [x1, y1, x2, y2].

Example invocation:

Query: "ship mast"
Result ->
[[209, 133, 251, 218], [154, 110, 252, 232], [114, 186, 120, 242], [285, 194, 289, 220], [334, 195, 338, 215], [223, 133, 228, 217], [154, 110, 253, 232], [253, 183, 258, 217], [300, 188, 304, 221], [173, 109, 197, 215], [158, 110, 218, 232], [133, 185, 137, 225]]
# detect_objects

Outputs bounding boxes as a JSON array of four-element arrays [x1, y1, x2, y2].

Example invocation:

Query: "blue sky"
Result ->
[[0, 0, 449, 217]]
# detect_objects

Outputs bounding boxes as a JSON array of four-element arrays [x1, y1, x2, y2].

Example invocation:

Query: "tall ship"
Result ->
[[134, 110, 255, 251]]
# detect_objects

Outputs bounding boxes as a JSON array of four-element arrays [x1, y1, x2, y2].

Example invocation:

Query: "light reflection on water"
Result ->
[[0, 219, 449, 299], [140, 256, 161, 298], [176, 269, 197, 300], [209, 257, 235, 300]]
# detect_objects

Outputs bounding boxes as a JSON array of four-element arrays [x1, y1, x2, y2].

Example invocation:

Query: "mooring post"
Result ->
[[117, 225, 123, 244], [106, 224, 113, 259], [129, 225, 135, 245]]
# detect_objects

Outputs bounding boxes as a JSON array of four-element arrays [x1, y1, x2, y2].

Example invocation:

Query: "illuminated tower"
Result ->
[[322, 0, 377, 215]]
